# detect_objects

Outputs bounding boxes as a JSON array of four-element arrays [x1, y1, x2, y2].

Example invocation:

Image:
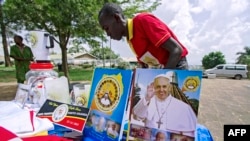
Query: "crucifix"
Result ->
[[156, 119, 163, 128]]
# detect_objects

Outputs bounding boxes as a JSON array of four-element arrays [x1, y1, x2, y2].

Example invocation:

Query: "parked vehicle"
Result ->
[[203, 64, 248, 80]]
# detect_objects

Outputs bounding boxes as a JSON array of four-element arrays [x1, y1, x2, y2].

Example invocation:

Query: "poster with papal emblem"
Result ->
[[126, 68, 202, 141], [84, 68, 133, 141]]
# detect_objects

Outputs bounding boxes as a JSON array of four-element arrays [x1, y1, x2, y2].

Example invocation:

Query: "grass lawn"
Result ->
[[0, 65, 94, 82], [59, 67, 94, 81], [0, 65, 17, 82]]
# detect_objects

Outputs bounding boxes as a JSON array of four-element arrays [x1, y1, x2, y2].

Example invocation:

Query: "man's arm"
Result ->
[[133, 82, 155, 118], [160, 37, 183, 69], [132, 98, 149, 118], [10, 55, 32, 61], [9, 46, 21, 61], [9, 55, 25, 61]]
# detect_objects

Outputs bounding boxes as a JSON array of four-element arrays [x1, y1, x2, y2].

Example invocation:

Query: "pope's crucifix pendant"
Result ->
[[156, 119, 163, 128]]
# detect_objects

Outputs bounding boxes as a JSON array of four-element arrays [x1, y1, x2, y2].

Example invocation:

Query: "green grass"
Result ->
[[59, 68, 94, 81], [0, 65, 17, 82], [0, 65, 94, 82]]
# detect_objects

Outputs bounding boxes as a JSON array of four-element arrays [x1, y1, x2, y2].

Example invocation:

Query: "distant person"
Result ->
[[98, 3, 188, 69], [107, 123, 118, 138], [10, 35, 34, 83]]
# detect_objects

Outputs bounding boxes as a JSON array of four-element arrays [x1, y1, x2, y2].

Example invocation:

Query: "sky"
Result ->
[[1, 0, 250, 65], [109, 0, 250, 65]]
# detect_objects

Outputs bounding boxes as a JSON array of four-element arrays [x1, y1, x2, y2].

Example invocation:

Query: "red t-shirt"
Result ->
[[127, 13, 188, 67]]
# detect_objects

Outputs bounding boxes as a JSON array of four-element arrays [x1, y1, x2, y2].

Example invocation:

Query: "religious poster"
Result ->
[[127, 68, 202, 141], [83, 68, 133, 141], [36, 99, 89, 132]]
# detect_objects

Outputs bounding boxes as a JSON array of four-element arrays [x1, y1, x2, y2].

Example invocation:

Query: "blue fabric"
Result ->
[[195, 124, 214, 141], [48, 124, 72, 136], [49, 124, 214, 141]]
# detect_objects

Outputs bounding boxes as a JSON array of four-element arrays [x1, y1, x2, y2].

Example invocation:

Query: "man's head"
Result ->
[[98, 3, 127, 40], [58, 108, 65, 116], [104, 92, 109, 99], [14, 35, 23, 45], [111, 124, 116, 130], [170, 133, 194, 141], [153, 75, 171, 101], [155, 131, 166, 141]]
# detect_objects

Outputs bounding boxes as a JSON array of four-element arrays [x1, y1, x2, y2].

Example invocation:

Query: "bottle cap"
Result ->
[[29, 61, 54, 69]]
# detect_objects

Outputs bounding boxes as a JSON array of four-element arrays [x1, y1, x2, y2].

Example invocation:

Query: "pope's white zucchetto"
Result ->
[[154, 71, 174, 83]]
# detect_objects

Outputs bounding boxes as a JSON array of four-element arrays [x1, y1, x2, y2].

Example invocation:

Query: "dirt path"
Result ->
[[0, 82, 18, 101]]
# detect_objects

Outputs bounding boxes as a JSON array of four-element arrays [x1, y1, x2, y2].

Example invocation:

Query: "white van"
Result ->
[[203, 64, 248, 80]]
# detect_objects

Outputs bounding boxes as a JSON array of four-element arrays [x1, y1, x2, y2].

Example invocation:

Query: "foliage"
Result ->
[[131, 83, 141, 109], [67, 38, 87, 53], [3, 0, 160, 79], [236, 46, 250, 65], [117, 61, 130, 69], [189, 99, 199, 115], [90, 46, 119, 59], [79, 63, 94, 69], [202, 51, 226, 69]]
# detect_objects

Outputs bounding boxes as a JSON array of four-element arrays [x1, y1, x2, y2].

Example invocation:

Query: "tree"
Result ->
[[90, 47, 119, 59], [67, 38, 87, 53], [0, 2, 11, 67], [3, 0, 160, 79], [202, 51, 226, 69], [236, 46, 250, 65]]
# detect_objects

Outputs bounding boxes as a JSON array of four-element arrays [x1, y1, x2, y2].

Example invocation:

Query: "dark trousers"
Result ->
[[140, 57, 189, 70], [176, 57, 189, 70]]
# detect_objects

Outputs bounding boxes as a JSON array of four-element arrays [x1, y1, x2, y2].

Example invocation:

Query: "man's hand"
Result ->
[[145, 82, 154, 101]]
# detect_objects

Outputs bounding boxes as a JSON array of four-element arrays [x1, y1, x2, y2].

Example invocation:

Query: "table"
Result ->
[[49, 123, 214, 141]]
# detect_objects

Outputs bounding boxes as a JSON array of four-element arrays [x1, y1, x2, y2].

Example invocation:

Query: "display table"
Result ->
[[0, 102, 213, 141], [48, 123, 214, 141]]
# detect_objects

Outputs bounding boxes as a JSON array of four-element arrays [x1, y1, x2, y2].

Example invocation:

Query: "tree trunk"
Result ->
[[61, 45, 69, 79], [59, 34, 70, 84], [0, 5, 11, 67]]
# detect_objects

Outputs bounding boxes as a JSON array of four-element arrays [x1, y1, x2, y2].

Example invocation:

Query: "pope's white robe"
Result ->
[[133, 95, 197, 137], [107, 127, 118, 138], [101, 98, 110, 106]]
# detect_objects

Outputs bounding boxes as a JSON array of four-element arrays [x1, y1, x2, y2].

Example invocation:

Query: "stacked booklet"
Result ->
[[83, 68, 133, 141]]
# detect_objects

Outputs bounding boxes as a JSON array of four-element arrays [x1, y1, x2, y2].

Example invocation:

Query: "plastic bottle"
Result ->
[[25, 61, 58, 106]]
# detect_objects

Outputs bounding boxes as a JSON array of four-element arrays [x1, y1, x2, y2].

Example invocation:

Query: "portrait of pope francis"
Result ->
[[132, 72, 197, 137]]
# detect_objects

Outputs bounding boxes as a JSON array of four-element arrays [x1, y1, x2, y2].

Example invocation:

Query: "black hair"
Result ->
[[14, 35, 23, 41], [98, 3, 124, 19]]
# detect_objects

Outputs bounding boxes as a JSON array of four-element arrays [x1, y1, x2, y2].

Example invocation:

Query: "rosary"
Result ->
[[155, 96, 172, 128]]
